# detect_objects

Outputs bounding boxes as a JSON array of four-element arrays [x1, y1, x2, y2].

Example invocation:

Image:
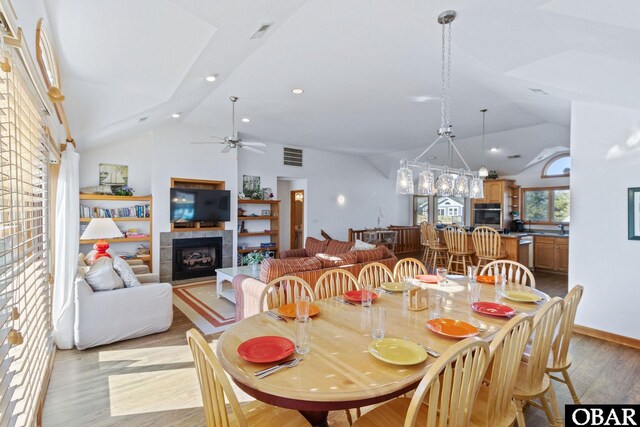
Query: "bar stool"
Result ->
[[419, 222, 430, 264], [425, 223, 448, 273], [443, 225, 475, 274], [472, 226, 506, 270]]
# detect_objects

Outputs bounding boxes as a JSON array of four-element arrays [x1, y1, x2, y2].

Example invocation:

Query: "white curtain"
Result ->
[[52, 145, 80, 349]]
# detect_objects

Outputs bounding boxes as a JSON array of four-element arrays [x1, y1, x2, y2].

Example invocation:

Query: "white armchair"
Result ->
[[74, 272, 173, 350]]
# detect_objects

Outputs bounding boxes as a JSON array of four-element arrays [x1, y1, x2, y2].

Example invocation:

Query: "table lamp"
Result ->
[[80, 218, 123, 260]]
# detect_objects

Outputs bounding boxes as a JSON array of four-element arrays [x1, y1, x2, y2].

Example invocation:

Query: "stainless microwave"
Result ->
[[473, 203, 502, 227]]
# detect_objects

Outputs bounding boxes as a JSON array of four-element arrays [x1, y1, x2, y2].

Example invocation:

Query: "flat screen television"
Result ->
[[170, 188, 231, 222]]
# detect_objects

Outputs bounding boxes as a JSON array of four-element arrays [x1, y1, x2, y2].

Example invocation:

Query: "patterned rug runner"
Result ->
[[173, 281, 236, 335]]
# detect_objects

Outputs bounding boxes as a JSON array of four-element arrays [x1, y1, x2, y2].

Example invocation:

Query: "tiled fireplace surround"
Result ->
[[159, 230, 233, 284]]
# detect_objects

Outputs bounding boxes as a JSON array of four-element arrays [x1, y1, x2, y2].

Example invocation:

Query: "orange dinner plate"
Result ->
[[476, 275, 495, 284], [426, 318, 479, 338], [416, 274, 438, 283], [277, 303, 320, 318]]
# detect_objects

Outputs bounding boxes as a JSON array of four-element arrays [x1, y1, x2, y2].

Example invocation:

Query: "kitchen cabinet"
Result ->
[[484, 180, 504, 204], [471, 179, 515, 229], [534, 236, 568, 273]]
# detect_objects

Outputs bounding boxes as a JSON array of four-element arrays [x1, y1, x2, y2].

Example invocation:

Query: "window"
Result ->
[[413, 196, 429, 225], [1, 49, 53, 426], [436, 196, 464, 225], [542, 153, 570, 178], [522, 187, 570, 224]]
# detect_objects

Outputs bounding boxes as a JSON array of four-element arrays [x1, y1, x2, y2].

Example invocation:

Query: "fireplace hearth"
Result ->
[[172, 237, 222, 281]]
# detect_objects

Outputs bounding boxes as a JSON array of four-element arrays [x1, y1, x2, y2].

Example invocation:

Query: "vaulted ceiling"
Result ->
[[41, 0, 640, 175]]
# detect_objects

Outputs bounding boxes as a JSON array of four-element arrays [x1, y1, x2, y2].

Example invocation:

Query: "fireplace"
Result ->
[[172, 237, 222, 281]]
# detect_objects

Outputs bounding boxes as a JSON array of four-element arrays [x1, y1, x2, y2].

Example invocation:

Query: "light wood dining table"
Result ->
[[216, 279, 549, 426]]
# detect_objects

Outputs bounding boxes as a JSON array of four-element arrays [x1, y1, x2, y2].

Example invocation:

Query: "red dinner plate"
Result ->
[[426, 318, 479, 338], [344, 290, 379, 303], [416, 274, 438, 283], [471, 301, 515, 317], [237, 336, 295, 363], [476, 275, 495, 284]]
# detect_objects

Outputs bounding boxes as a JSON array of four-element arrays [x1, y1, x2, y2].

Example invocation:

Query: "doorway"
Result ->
[[290, 190, 304, 249]]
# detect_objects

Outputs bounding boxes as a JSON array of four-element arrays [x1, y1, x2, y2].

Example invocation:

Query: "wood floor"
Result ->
[[42, 272, 640, 426]]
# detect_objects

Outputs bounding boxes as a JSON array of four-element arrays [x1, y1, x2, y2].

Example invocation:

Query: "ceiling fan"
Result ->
[[192, 96, 267, 154]]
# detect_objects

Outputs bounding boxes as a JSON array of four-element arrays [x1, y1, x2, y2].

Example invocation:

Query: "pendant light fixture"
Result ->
[[395, 10, 483, 198], [478, 109, 489, 178]]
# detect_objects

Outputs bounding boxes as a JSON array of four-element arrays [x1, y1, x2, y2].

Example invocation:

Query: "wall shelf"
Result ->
[[238, 246, 279, 254], [237, 199, 280, 258]]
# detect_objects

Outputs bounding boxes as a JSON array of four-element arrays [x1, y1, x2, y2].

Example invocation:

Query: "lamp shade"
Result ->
[[80, 218, 123, 240]]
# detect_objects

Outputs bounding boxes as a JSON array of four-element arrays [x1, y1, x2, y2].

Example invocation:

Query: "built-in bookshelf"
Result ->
[[79, 194, 153, 271], [237, 199, 280, 258]]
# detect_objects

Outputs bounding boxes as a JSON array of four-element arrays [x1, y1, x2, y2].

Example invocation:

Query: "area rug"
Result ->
[[173, 282, 236, 335]]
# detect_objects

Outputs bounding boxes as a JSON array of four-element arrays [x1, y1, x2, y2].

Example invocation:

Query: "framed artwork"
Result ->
[[242, 175, 260, 197], [628, 187, 640, 240], [99, 164, 128, 188], [261, 209, 271, 216]]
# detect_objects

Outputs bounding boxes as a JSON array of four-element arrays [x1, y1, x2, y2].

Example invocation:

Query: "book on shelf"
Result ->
[[80, 204, 150, 219]]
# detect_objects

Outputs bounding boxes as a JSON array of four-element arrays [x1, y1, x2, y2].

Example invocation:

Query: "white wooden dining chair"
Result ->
[[357, 262, 394, 288], [186, 329, 310, 427], [258, 275, 315, 311], [513, 297, 564, 427], [480, 260, 536, 288], [352, 337, 490, 427], [392, 257, 427, 281], [314, 269, 360, 300], [470, 313, 533, 427], [548, 285, 584, 404]]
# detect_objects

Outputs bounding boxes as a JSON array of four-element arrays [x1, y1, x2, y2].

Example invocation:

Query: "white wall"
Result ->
[[79, 123, 239, 270], [239, 143, 404, 242], [570, 101, 640, 339]]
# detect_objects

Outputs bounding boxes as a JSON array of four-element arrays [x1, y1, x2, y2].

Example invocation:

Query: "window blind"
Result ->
[[0, 47, 52, 427]]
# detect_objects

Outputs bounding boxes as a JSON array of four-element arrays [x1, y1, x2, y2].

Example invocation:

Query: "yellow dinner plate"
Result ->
[[368, 338, 428, 365], [381, 282, 405, 292], [504, 290, 542, 303]]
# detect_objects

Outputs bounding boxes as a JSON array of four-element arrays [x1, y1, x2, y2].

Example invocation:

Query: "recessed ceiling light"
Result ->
[[205, 75, 217, 82], [241, 118, 250, 123], [291, 88, 304, 95], [490, 147, 499, 152], [171, 113, 181, 118]]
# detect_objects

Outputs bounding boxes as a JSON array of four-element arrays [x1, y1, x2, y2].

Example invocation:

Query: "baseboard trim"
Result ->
[[574, 324, 640, 349]]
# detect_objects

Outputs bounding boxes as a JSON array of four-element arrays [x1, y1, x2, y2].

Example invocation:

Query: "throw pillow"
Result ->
[[353, 247, 387, 263], [351, 239, 377, 251], [325, 240, 354, 255], [112, 256, 142, 288], [304, 237, 328, 257], [315, 252, 358, 268], [84, 257, 124, 292]]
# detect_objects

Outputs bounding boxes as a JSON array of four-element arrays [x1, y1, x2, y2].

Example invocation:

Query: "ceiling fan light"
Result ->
[[478, 166, 489, 177], [395, 159, 414, 194]]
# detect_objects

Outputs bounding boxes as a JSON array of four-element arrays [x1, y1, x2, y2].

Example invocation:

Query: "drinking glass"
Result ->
[[362, 284, 373, 308], [494, 273, 506, 301], [296, 295, 310, 318], [371, 307, 386, 339], [467, 266, 478, 284], [402, 276, 413, 296], [295, 317, 312, 354], [436, 268, 448, 286], [428, 293, 443, 319], [468, 281, 482, 303]]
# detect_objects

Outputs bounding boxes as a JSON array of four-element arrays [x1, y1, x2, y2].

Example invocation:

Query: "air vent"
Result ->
[[507, 154, 521, 159], [284, 147, 303, 167], [250, 23, 273, 39]]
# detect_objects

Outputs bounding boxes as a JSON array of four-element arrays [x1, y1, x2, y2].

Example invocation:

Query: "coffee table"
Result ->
[[215, 265, 261, 303]]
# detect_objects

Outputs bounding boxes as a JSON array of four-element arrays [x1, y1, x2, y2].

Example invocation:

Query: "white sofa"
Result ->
[[74, 271, 173, 350]]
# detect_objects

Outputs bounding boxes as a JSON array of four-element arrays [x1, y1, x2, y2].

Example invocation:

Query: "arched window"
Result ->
[[36, 18, 61, 90], [542, 153, 570, 178]]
